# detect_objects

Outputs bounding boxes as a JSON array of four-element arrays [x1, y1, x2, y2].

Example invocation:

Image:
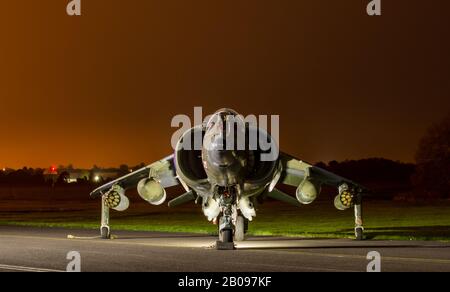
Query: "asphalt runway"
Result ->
[[0, 226, 449, 272]]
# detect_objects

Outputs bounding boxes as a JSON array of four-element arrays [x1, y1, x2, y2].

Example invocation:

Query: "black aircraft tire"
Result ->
[[217, 218, 223, 241], [234, 216, 245, 242], [355, 227, 364, 241], [218, 227, 223, 242], [101, 227, 110, 239], [222, 229, 233, 243]]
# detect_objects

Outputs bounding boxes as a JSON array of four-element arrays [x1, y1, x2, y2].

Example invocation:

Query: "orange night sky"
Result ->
[[0, 0, 449, 168]]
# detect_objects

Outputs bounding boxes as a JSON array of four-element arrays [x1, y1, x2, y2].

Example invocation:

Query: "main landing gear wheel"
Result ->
[[355, 227, 364, 241], [234, 216, 245, 242], [101, 226, 110, 239], [218, 227, 223, 242]]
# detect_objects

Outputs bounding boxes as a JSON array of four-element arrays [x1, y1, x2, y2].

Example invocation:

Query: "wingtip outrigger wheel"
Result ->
[[101, 226, 111, 240], [100, 194, 111, 240]]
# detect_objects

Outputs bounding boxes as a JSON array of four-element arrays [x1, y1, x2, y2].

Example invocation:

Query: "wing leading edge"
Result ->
[[279, 152, 366, 191], [90, 155, 178, 199]]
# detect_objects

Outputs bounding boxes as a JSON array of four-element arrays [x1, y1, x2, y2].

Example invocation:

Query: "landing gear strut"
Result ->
[[216, 187, 237, 250], [216, 217, 235, 250], [100, 194, 111, 239], [354, 193, 364, 241]]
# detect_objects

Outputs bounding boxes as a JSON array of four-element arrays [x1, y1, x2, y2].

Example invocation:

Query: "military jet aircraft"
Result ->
[[91, 109, 367, 249]]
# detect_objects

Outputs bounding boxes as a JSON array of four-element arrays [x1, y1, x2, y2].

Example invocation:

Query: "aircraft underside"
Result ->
[[91, 109, 367, 250]]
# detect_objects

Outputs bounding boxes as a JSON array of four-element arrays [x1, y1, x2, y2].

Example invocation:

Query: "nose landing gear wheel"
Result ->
[[222, 229, 233, 243], [216, 229, 235, 250]]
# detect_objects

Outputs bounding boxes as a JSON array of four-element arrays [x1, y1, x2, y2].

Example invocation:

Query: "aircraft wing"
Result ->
[[279, 152, 367, 192], [90, 155, 178, 199]]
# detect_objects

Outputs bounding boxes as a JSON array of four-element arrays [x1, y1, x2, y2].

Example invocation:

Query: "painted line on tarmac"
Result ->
[[0, 234, 212, 249], [253, 249, 450, 265], [0, 264, 64, 272]]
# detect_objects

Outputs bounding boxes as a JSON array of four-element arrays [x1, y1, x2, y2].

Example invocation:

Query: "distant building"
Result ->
[[62, 169, 90, 183], [59, 168, 123, 183]]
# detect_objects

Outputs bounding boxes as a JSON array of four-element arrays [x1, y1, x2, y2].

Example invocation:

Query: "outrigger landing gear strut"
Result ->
[[354, 193, 364, 240], [100, 194, 111, 239]]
